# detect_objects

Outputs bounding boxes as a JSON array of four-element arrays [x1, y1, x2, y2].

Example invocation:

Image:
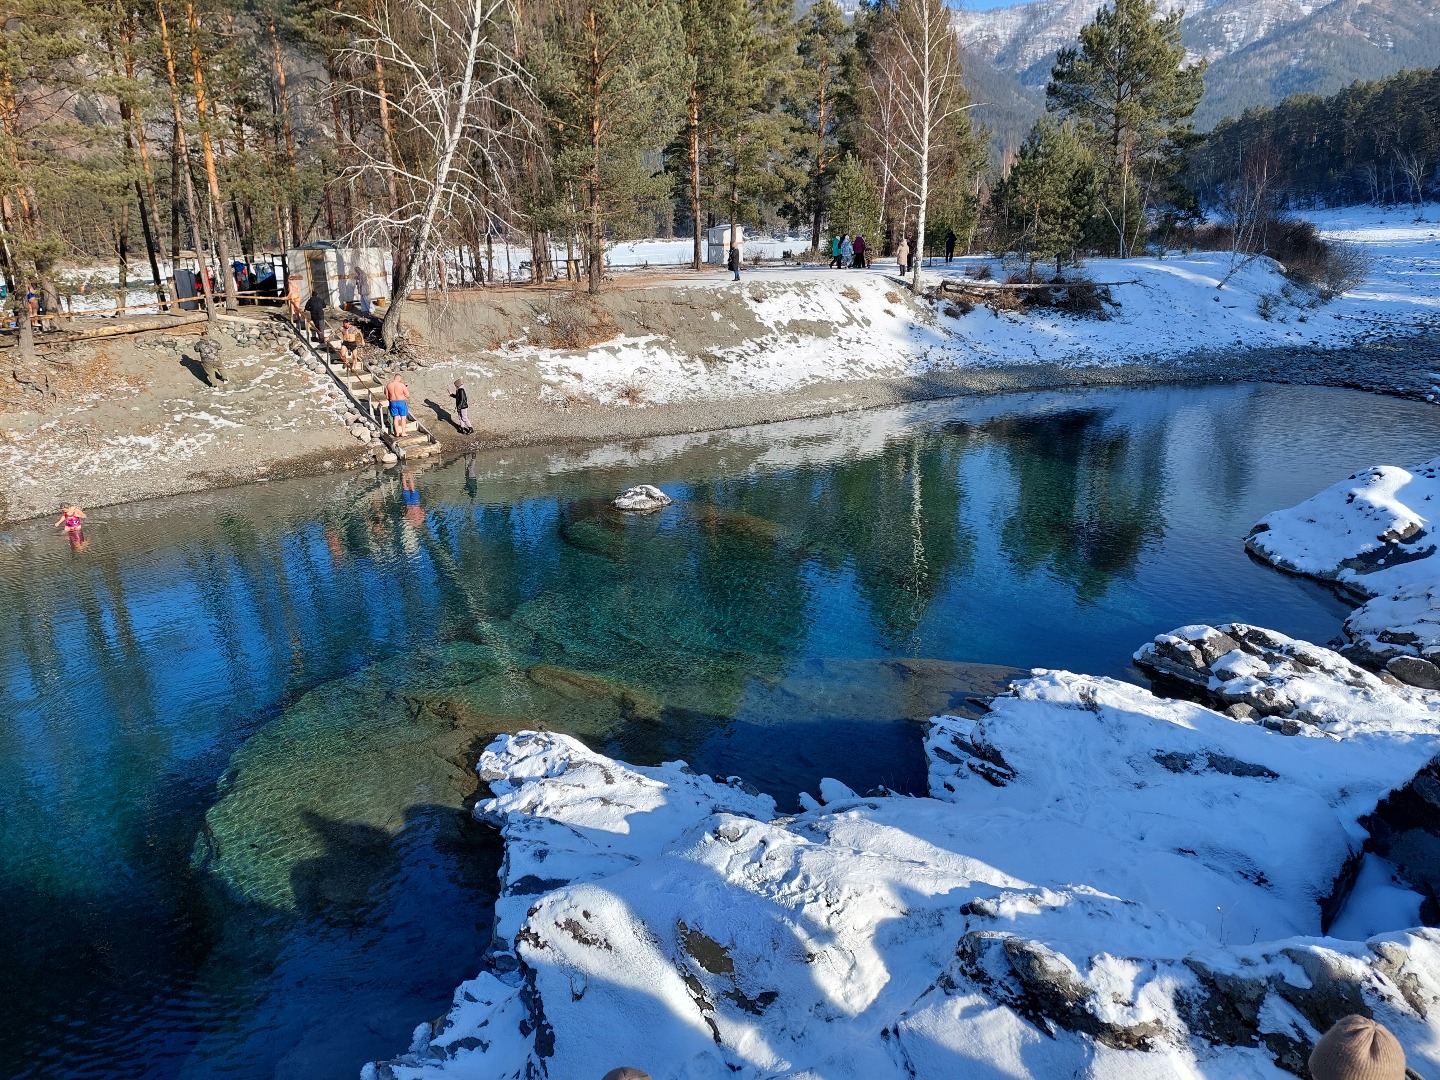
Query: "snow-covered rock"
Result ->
[[1133, 622, 1440, 737], [612, 484, 673, 512], [370, 643, 1440, 1080], [1245, 458, 1440, 687], [1245, 458, 1440, 596]]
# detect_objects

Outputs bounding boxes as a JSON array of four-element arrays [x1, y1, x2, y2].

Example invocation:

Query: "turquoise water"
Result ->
[[1, 382, 1435, 1079]]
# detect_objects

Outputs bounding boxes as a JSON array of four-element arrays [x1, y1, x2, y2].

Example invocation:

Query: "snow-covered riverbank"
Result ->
[[362, 451, 1440, 1079], [488, 205, 1440, 408]]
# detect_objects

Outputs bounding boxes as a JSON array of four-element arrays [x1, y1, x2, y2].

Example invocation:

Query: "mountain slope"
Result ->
[[953, 0, 1440, 135], [1194, 0, 1440, 127]]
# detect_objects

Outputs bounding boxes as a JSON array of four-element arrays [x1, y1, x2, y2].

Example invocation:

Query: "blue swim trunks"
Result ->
[[402, 488, 420, 507], [389, 399, 409, 417]]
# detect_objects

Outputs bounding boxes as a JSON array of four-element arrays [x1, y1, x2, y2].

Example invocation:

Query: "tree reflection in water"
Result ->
[[1, 383, 1432, 1080]]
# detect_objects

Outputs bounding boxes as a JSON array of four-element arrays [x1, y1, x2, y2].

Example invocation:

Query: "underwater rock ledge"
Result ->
[[364, 625, 1440, 1080]]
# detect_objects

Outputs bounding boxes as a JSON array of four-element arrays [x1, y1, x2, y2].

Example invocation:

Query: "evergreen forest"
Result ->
[[1, 0, 1438, 340]]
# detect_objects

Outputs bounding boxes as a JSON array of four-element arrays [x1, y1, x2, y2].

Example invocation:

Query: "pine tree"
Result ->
[[794, 0, 854, 250], [537, 0, 688, 292], [993, 116, 1099, 274], [1046, 0, 1205, 257], [827, 151, 879, 239], [706, 0, 798, 246], [0, 0, 100, 359]]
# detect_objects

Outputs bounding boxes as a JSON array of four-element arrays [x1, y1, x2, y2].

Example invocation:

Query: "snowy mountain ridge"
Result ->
[[953, 0, 1322, 80], [954, 0, 1440, 132]]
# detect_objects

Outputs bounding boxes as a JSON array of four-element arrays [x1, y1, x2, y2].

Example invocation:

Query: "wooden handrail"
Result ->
[[27, 290, 286, 320]]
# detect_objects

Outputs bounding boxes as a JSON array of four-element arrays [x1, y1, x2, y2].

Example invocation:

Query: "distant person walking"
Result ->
[[385, 372, 411, 437], [944, 229, 957, 263], [728, 238, 742, 281], [286, 279, 304, 328], [896, 236, 910, 275], [304, 289, 327, 343], [829, 234, 843, 269], [840, 235, 854, 268], [451, 378, 473, 434], [853, 235, 867, 268]]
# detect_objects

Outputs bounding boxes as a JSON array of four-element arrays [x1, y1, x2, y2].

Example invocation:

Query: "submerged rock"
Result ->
[[612, 484, 672, 512], [368, 639, 1440, 1080]]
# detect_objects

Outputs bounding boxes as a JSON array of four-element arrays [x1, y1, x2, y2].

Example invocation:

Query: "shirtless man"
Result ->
[[339, 320, 363, 372], [286, 280, 304, 329], [385, 373, 410, 437]]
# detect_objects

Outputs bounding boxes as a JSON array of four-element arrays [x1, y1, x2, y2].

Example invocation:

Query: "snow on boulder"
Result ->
[[1244, 459, 1440, 688], [1245, 459, 1439, 595], [1344, 582, 1440, 685], [612, 484, 673, 512], [370, 644, 1440, 1080], [1134, 622, 1440, 737]]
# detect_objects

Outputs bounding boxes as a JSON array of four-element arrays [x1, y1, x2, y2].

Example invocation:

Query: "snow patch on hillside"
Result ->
[[524, 206, 1440, 408]]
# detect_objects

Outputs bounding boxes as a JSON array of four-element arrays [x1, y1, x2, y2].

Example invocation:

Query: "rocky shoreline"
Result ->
[[360, 456, 1440, 1080], [2, 320, 1436, 527]]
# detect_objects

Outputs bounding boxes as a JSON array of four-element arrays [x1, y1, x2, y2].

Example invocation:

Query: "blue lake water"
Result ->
[[1, 382, 1435, 1079]]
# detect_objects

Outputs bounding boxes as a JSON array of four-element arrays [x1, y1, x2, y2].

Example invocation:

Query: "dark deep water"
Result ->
[[1, 382, 1435, 1079]]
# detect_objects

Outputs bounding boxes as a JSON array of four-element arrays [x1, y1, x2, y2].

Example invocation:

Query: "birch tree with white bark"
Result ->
[[880, 0, 975, 292], [341, 0, 534, 351]]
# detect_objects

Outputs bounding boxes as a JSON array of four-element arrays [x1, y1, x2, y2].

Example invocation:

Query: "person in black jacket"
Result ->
[[728, 239, 742, 281], [303, 289, 327, 342], [451, 378, 473, 434]]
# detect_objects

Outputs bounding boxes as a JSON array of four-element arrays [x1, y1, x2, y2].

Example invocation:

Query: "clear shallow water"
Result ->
[[0, 382, 1435, 1079]]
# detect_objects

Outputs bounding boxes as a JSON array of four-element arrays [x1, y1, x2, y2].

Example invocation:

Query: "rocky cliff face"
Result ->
[[954, 0, 1440, 136]]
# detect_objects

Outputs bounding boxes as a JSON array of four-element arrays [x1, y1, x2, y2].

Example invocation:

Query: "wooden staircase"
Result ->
[[286, 317, 442, 460]]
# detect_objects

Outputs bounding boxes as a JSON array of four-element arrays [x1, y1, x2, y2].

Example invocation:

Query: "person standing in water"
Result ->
[[450, 378, 473, 434], [385, 372, 410, 437], [55, 504, 87, 550], [54, 504, 86, 533]]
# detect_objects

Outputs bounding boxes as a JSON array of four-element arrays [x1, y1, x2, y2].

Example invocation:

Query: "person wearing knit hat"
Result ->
[[1309, 1014, 1406, 1080], [600, 1070, 650, 1080]]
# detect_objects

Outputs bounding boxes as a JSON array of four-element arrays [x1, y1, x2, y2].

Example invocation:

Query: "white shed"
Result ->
[[285, 244, 391, 314], [705, 225, 745, 265]]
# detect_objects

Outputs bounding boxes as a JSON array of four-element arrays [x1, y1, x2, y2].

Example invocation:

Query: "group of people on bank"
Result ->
[[828, 228, 964, 274]]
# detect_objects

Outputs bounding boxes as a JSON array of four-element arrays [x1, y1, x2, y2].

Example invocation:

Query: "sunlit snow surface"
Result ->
[[505, 206, 1440, 407], [371, 658, 1440, 1078]]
